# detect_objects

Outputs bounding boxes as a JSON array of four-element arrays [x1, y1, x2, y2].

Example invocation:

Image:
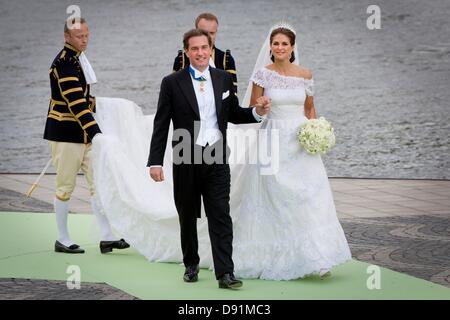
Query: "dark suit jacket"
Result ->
[[147, 67, 258, 167]]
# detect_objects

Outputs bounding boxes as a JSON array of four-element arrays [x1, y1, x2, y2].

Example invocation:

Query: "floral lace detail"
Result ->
[[92, 91, 351, 281], [305, 78, 314, 96], [251, 67, 314, 96]]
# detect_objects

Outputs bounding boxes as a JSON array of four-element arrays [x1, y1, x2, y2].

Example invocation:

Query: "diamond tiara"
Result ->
[[270, 21, 296, 35]]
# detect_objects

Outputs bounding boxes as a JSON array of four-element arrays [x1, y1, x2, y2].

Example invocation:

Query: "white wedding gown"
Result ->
[[91, 67, 351, 280]]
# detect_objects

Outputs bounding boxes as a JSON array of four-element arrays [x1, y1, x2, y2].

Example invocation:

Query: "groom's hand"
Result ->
[[255, 96, 271, 116], [149, 167, 165, 182]]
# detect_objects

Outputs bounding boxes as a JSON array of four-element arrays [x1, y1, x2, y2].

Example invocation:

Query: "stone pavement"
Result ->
[[0, 173, 449, 299], [0, 278, 137, 300]]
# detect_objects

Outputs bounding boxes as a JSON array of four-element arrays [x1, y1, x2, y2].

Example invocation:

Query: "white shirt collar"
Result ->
[[190, 65, 210, 81], [79, 52, 97, 84], [209, 57, 216, 68]]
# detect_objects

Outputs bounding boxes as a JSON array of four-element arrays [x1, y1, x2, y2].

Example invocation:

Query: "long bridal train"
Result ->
[[92, 97, 213, 266], [92, 97, 255, 270], [92, 97, 351, 280]]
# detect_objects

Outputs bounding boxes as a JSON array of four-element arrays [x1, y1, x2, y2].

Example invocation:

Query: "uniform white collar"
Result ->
[[79, 52, 97, 85]]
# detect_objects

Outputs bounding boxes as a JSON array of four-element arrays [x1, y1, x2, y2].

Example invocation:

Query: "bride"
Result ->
[[91, 23, 351, 280]]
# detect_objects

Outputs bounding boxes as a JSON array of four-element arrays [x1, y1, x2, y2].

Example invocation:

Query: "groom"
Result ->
[[148, 29, 270, 289]]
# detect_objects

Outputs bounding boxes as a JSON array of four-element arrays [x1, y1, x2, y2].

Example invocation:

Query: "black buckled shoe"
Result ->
[[99, 238, 130, 254], [218, 273, 243, 289], [183, 264, 199, 283], [54, 240, 85, 254]]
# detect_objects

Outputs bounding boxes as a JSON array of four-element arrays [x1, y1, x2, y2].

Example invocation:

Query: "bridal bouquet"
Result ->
[[297, 117, 336, 155]]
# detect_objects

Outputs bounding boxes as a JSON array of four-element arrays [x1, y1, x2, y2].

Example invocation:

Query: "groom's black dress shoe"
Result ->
[[218, 273, 243, 289], [183, 265, 199, 282], [54, 240, 85, 254], [100, 238, 130, 254]]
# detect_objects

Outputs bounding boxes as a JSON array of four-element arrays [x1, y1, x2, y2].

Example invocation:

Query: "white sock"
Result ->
[[91, 198, 116, 241], [54, 198, 73, 247]]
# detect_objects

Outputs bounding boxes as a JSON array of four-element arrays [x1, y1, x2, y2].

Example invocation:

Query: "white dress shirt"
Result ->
[[190, 66, 265, 147], [190, 66, 222, 147], [149, 66, 265, 168]]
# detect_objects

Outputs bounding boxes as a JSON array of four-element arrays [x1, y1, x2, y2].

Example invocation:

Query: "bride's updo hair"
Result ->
[[270, 27, 296, 63]]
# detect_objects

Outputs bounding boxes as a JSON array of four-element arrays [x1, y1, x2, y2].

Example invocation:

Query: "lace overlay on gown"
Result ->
[[230, 68, 351, 280], [91, 67, 351, 281], [251, 67, 314, 95]]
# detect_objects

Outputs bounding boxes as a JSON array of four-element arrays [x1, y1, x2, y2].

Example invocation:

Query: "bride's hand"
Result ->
[[255, 96, 271, 115], [149, 167, 165, 182]]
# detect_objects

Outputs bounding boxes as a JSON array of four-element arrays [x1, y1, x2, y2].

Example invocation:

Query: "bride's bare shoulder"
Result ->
[[265, 64, 276, 71], [293, 65, 313, 79]]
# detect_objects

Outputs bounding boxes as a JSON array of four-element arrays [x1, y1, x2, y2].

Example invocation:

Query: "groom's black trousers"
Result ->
[[172, 146, 233, 279]]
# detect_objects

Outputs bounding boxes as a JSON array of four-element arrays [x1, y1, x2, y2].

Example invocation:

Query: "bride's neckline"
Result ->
[[263, 67, 308, 80]]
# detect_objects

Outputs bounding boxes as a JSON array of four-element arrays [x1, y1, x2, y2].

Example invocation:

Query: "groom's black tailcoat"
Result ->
[[147, 67, 257, 278]]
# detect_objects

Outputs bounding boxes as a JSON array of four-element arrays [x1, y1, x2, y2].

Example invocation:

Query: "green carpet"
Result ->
[[0, 212, 449, 300]]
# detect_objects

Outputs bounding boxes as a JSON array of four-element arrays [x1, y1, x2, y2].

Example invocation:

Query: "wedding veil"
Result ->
[[228, 22, 300, 211], [241, 22, 300, 108]]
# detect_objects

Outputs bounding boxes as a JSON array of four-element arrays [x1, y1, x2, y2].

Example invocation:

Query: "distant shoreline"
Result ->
[[0, 172, 448, 181]]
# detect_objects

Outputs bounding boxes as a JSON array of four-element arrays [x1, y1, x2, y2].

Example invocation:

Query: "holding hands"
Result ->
[[255, 96, 271, 116]]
